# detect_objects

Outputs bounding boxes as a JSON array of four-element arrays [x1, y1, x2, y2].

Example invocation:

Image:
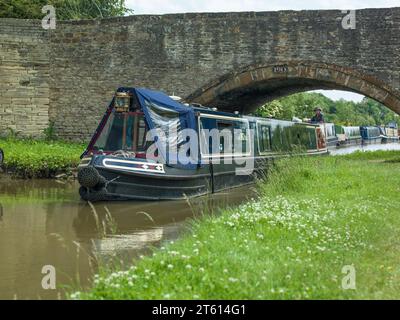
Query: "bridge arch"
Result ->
[[186, 62, 400, 115]]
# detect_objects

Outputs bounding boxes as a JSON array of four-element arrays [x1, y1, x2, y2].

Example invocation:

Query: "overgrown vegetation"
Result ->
[[255, 92, 400, 127], [72, 151, 400, 299], [43, 121, 57, 141], [0, 0, 133, 20], [0, 138, 85, 178]]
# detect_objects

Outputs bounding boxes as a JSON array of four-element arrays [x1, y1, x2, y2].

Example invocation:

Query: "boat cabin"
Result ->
[[83, 88, 327, 165]]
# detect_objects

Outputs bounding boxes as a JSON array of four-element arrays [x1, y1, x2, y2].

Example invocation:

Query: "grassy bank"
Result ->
[[0, 138, 85, 178], [73, 150, 400, 300]]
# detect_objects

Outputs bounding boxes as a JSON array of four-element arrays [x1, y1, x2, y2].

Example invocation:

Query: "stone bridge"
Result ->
[[1, 7, 400, 140]]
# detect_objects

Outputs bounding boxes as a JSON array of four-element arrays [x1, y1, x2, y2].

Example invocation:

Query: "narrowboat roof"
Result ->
[[360, 126, 379, 129], [117, 87, 240, 117], [116, 87, 322, 126]]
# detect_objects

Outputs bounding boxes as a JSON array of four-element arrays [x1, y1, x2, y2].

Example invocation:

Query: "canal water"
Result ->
[[0, 178, 256, 300], [329, 142, 400, 155]]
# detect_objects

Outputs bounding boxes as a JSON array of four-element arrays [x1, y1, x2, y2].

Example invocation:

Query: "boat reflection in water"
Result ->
[[93, 228, 166, 258]]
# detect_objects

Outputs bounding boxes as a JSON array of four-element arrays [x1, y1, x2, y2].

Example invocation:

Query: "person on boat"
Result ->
[[310, 107, 325, 124]]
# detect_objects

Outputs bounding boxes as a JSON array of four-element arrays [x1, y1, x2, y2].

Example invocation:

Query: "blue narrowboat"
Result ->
[[77, 88, 328, 201], [360, 126, 382, 144]]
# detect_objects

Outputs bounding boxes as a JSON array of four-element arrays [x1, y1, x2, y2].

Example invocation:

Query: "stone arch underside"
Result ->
[[186, 62, 400, 115]]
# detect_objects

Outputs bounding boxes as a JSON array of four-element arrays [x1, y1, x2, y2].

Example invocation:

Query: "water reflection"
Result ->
[[329, 142, 400, 155], [95, 229, 165, 254], [0, 178, 256, 300]]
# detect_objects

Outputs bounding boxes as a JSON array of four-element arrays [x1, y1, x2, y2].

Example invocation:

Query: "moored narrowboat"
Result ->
[[360, 126, 382, 144], [380, 122, 399, 143], [335, 125, 362, 145], [323, 123, 339, 148], [77, 88, 328, 201]]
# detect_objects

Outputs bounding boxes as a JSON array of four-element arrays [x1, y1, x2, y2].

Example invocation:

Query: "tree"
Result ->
[[0, 0, 133, 20], [255, 92, 400, 126], [255, 100, 285, 118], [55, 0, 134, 20], [0, 0, 48, 19]]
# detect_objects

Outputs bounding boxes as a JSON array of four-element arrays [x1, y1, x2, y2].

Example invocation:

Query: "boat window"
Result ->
[[199, 115, 250, 157], [265, 120, 317, 152], [137, 118, 147, 150], [257, 124, 271, 153], [92, 112, 148, 153], [217, 121, 234, 154], [269, 122, 289, 152]]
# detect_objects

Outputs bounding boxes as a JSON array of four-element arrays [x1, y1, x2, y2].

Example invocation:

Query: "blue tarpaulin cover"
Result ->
[[133, 88, 197, 131], [118, 87, 199, 169]]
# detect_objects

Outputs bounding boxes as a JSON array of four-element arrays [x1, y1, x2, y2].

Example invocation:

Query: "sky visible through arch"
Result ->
[[126, 0, 398, 102]]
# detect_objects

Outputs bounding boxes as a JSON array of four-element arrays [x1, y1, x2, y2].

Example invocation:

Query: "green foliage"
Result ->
[[255, 92, 400, 126], [256, 100, 287, 119], [0, 0, 133, 19], [43, 121, 57, 141], [54, 0, 134, 20], [0, 0, 45, 19], [73, 151, 400, 299], [0, 138, 85, 178]]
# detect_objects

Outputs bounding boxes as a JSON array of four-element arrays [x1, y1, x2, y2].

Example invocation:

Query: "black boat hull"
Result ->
[[78, 153, 324, 202]]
